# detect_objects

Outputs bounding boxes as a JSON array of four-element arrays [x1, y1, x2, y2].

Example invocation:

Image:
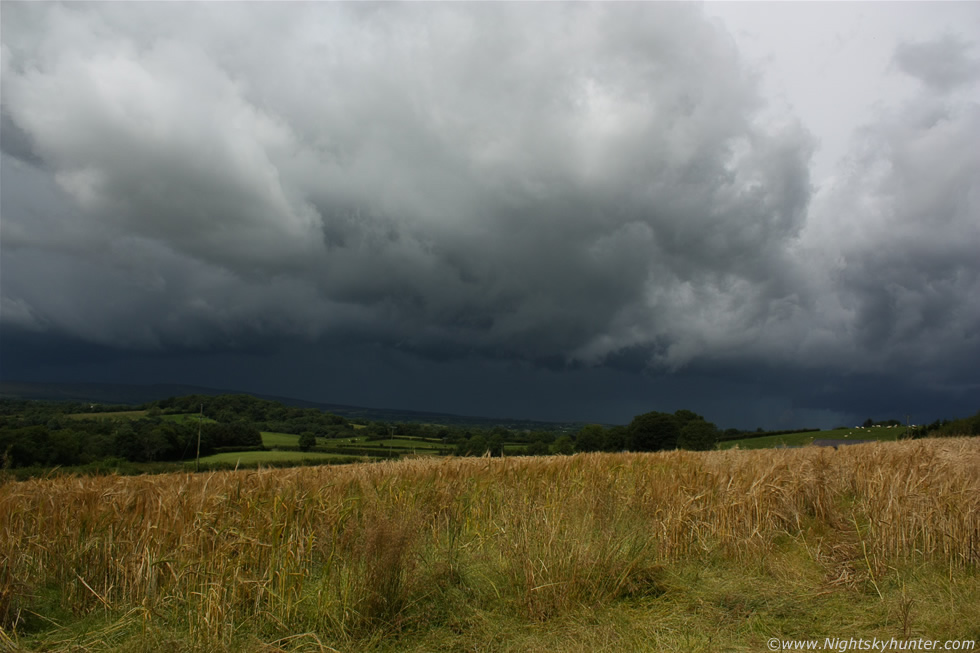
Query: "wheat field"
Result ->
[[1, 438, 978, 651]]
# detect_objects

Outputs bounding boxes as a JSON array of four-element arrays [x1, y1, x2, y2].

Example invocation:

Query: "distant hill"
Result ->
[[0, 381, 579, 431]]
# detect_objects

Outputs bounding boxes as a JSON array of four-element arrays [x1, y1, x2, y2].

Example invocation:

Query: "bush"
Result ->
[[299, 431, 316, 452]]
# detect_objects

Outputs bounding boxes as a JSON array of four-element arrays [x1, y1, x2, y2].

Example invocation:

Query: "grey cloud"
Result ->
[[798, 56, 980, 376], [2, 1, 976, 403], [0, 110, 44, 166], [1, 2, 816, 370], [893, 36, 980, 94]]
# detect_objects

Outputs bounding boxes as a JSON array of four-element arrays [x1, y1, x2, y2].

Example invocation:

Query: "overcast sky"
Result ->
[[2, 2, 978, 429]]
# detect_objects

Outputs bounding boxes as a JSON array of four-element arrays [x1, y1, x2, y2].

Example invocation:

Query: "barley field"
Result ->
[[1, 438, 978, 651]]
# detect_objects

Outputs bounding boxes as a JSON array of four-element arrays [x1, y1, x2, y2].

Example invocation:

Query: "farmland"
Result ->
[[719, 426, 907, 450], [2, 437, 978, 651], [195, 450, 363, 466]]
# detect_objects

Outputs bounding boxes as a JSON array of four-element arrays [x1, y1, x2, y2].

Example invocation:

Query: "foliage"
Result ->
[[913, 410, 980, 438], [628, 411, 679, 451], [298, 431, 317, 452], [574, 424, 606, 452], [677, 419, 719, 451]]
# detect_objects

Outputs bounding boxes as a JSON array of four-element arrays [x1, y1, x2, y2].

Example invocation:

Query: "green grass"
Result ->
[[195, 450, 357, 465], [355, 438, 445, 449], [719, 427, 906, 450], [263, 432, 450, 458], [261, 431, 302, 447]]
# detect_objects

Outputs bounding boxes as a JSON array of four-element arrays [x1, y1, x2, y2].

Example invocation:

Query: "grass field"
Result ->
[[196, 450, 358, 465], [352, 438, 446, 450], [261, 431, 303, 448], [2, 438, 977, 651], [720, 426, 906, 450]]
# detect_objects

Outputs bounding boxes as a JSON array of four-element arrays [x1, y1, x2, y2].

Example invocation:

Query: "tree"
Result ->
[[299, 431, 316, 452], [628, 411, 679, 451], [603, 425, 628, 452], [575, 424, 606, 453], [673, 409, 703, 428], [525, 440, 550, 456], [456, 434, 488, 456], [553, 435, 575, 455], [677, 420, 718, 451], [487, 434, 505, 457]]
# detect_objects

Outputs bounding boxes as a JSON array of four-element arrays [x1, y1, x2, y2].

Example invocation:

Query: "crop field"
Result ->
[[1, 438, 978, 652]]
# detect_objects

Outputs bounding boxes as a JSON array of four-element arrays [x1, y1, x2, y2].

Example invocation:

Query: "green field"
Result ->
[[195, 450, 357, 465], [719, 426, 907, 449], [261, 431, 303, 447], [359, 438, 445, 450]]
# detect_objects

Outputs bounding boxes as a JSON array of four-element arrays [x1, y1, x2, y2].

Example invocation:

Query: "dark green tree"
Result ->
[[673, 409, 703, 428], [677, 420, 718, 451], [628, 411, 679, 451], [575, 424, 606, 452], [603, 425, 628, 452], [525, 440, 550, 456], [299, 431, 316, 452], [487, 434, 505, 457], [553, 435, 575, 455]]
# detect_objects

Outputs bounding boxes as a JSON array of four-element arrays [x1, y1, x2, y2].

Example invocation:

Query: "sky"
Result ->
[[1, 2, 978, 429]]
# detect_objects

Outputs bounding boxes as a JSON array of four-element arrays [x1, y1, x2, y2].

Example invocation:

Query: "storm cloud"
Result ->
[[2, 3, 978, 425]]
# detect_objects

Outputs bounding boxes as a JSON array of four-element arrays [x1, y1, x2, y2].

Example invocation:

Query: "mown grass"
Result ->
[[260, 431, 303, 448], [1, 438, 977, 651]]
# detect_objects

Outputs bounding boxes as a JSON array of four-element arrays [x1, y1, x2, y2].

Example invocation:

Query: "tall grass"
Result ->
[[1, 438, 977, 649]]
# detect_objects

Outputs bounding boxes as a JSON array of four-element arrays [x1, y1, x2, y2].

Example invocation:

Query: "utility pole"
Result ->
[[196, 404, 203, 472]]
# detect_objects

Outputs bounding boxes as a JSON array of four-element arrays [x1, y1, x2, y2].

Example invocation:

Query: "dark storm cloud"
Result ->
[[0, 2, 815, 368], [1, 3, 978, 423], [0, 110, 43, 166]]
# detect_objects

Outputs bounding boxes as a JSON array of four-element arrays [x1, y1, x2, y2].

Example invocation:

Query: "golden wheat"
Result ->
[[1, 438, 977, 644]]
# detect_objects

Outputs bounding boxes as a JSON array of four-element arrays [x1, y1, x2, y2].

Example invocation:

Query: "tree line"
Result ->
[[0, 409, 262, 468], [2, 395, 977, 470]]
